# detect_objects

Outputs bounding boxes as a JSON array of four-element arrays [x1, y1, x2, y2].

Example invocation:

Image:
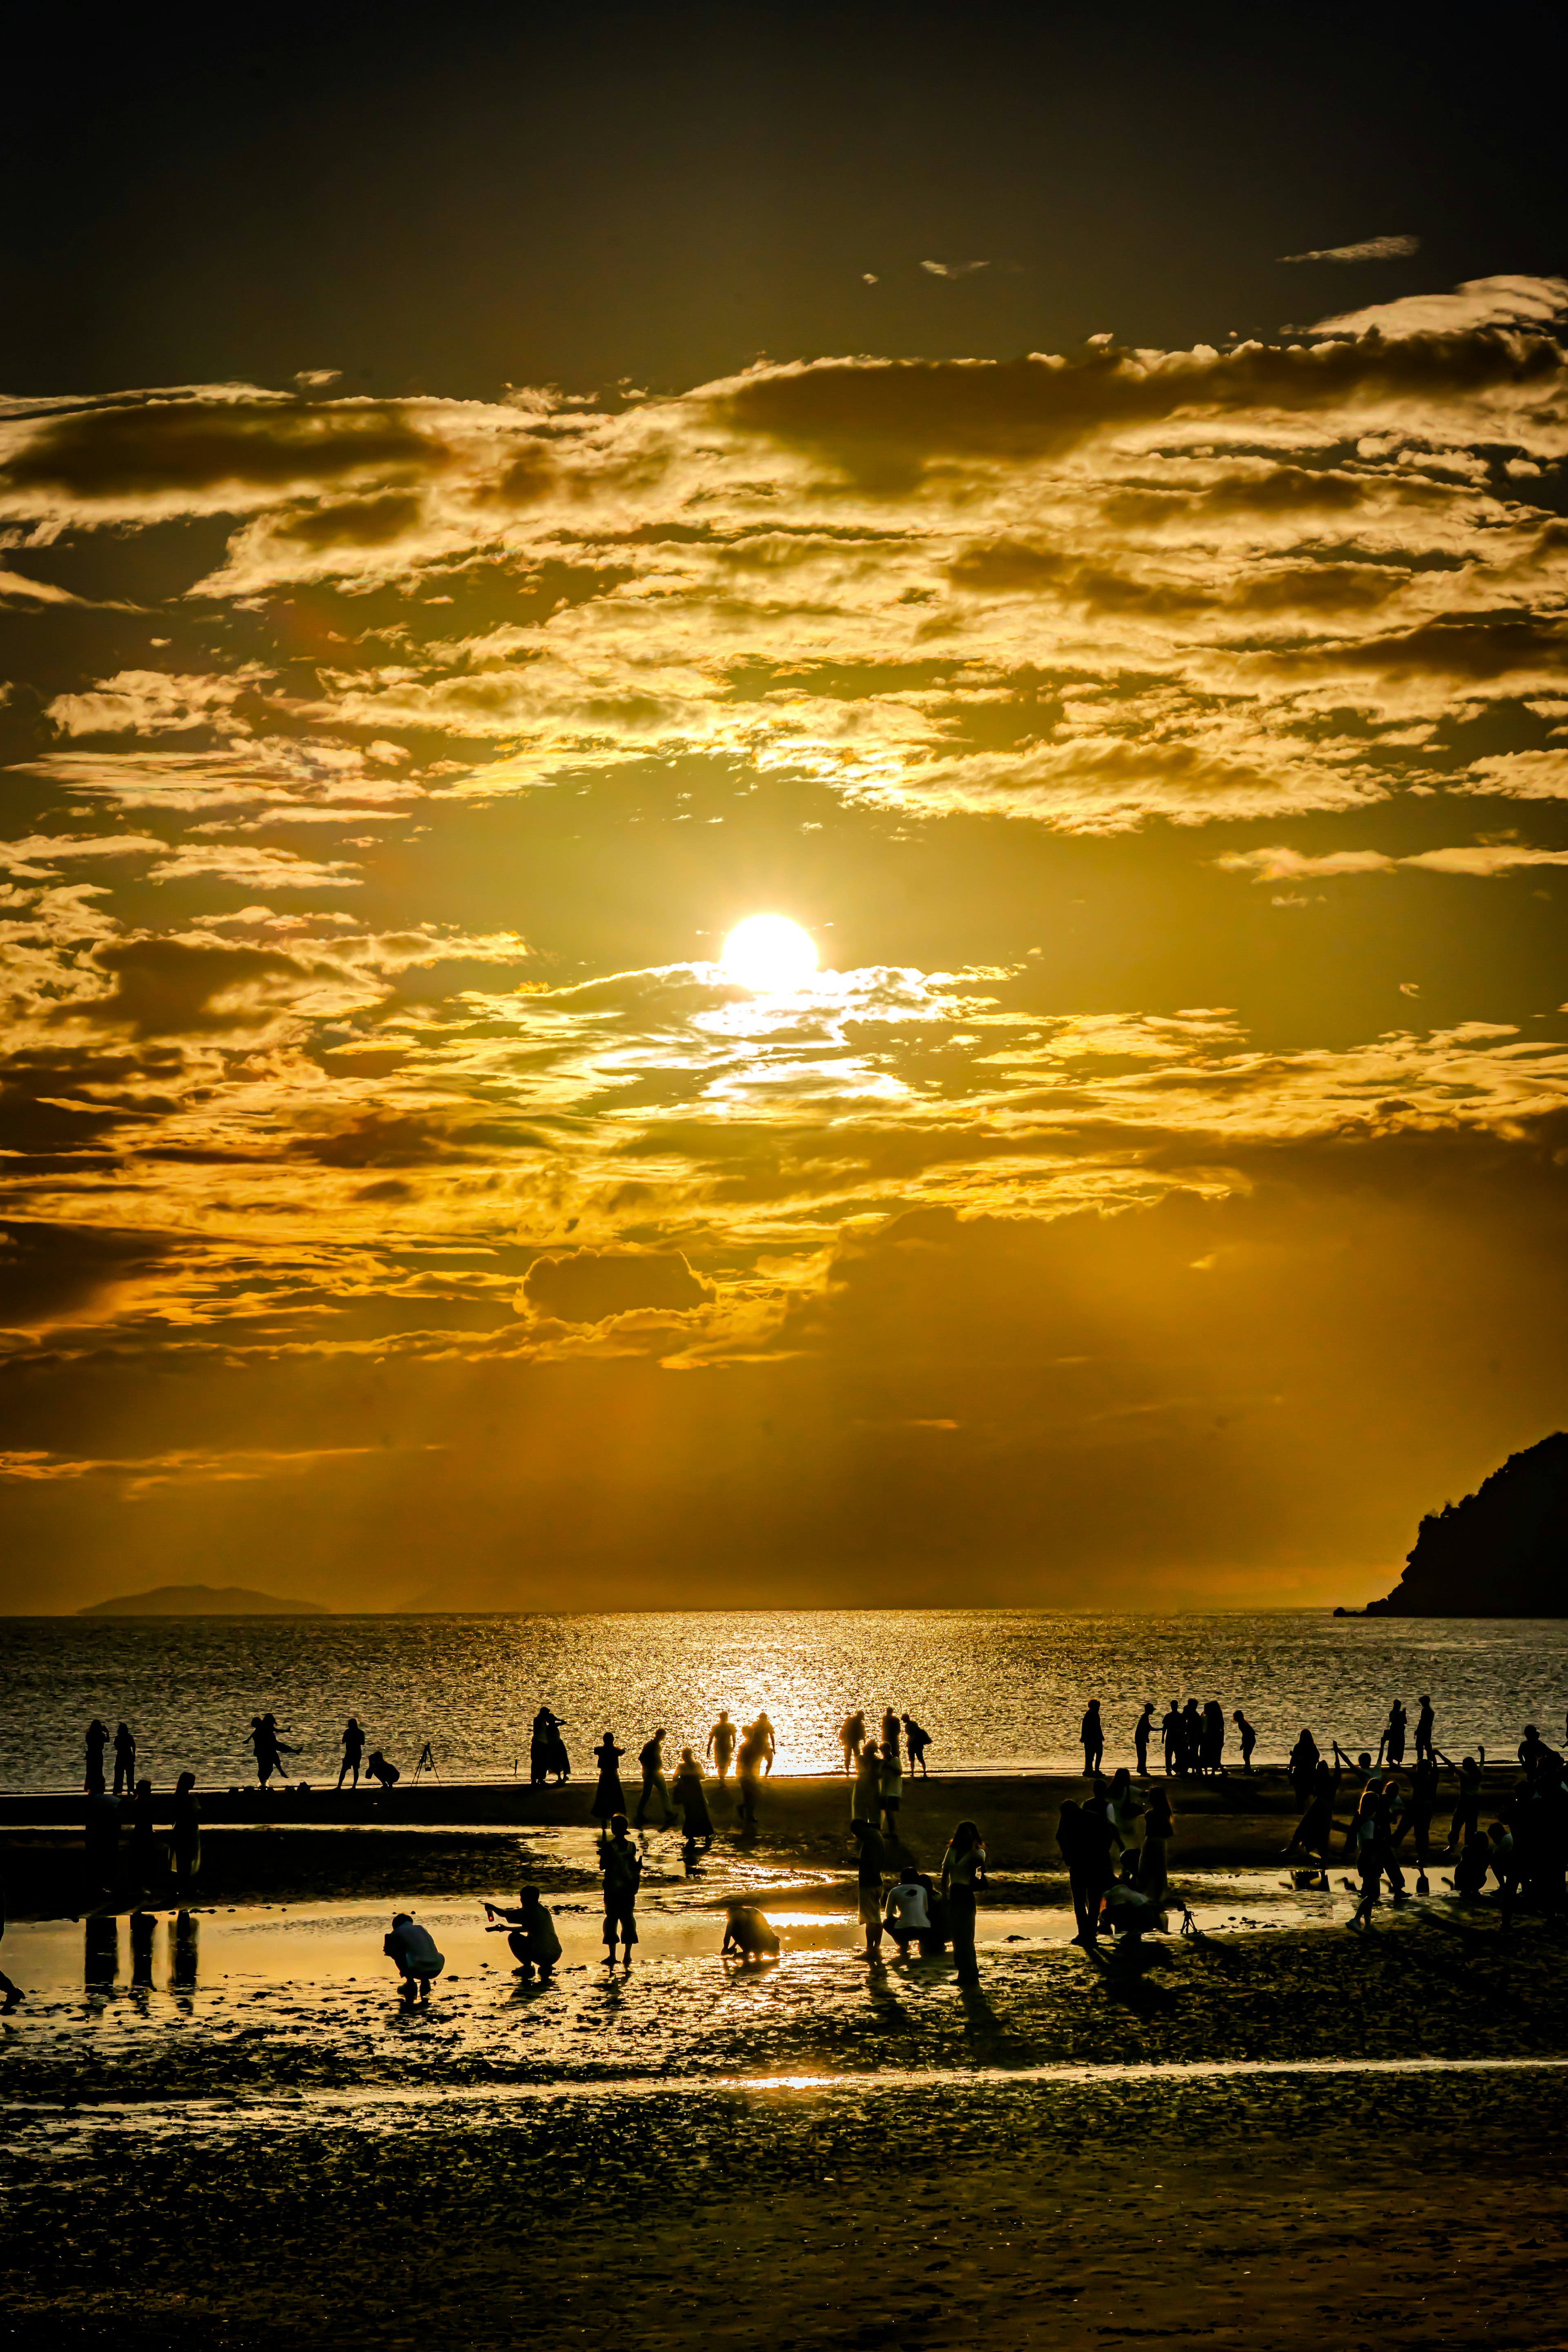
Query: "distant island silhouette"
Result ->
[[1359, 1431, 1567, 1617], [78, 1584, 329, 1617]]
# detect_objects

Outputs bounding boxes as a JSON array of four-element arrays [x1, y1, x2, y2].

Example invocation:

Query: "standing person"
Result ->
[[707, 1711, 737, 1781], [1056, 1801, 1094, 1944], [1161, 1703, 1183, 1777], [878, 1737, 904, 1842], [852, 1736, 881, 1828], [112, 1722, 136, 1798], [1414, 1696, 1436, 1770], [838, 1711, 865, 1775], [850, 1816, 886, 1961], [1105, 1766, 1145, 1864], [1383, 1702, 1408, 1769], [591, 1733, 626, 1825], [941, 1820, 987, 1987], [902, 1715, 933, 1777], [483, 1886, 561, 1981], [1233, 1710, 1257, 1774], [1287, 1729, 1321, 1807], [545, 1716, 571, 1783], [338, 1718, 365, 1791], [756, 1711, 777, 1776], [672, 1747, 714, 1854], [1283, 1762, 1335, 1879], [1180, 1700, 1203, 1776], [1442, 1751, 1484, 1855], [383, 1911, 445, 2002], [1202, 1702, 1226, 1777], [85, 1719, 109, 1797], [170, 1771, 201, 1901], [1347, 1786, 1384, 1933], [736, 1717, 767, 1829], [1133, 1704, 1154, 1779], [880, 1709, 901, 1766], [635, 1728, 673, 1829], [528, 1709, 551, 1786], [1080, 1701, 1104, 1777], [1403, 1751, 1441, 1891], [598, 1813, 642, 1966], [1137, 1787, 1174, 1904]]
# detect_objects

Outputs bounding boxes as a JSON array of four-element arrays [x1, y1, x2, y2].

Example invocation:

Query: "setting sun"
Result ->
[[718, 913, 819, 993]]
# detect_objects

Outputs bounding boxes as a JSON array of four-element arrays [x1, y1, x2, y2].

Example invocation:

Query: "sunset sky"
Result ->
[[3, 10, 1566, 1612]]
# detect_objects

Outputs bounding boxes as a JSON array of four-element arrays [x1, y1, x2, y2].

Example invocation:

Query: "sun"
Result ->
[[718, 913, 819, 993]]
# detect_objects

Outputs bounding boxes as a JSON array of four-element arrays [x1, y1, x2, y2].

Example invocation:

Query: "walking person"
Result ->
[[598, 1813, 642, 1966], [736, 1716, 768, 1829], [170, 1771, 201, 1901], [1347, 1786, 1384, 1933], [591, 1733, 626, 1825], [85, 1719, 109, 1797], [337, 1718, 365, 1791], [635, 1728, 673, 1829], [112, 1722, 136, 1798], [942, 1820, 987, 1987], [707, 1711, 737, 1781], [1233, 1710, 1257, 1774], [1080, 1701, 1104, 1778], [850, 1816, 886, 1961], [1133, 1703, 1154, 1778], [838, 1711, 866, 1775], [902, 1715, 933, 1777]]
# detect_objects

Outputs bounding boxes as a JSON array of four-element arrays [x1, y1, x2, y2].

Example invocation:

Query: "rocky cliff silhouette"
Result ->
[[1365, 1432, 1568, 1616]]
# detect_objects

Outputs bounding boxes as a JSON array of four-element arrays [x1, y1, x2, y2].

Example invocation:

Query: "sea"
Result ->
[[3, 1610, 1567, 1792]]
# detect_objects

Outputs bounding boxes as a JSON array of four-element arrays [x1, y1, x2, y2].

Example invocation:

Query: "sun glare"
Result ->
[[718, 913, 819, 993]]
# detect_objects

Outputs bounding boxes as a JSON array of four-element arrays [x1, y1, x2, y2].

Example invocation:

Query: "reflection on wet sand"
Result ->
[[130, 1911, 155, 1991], [171, 1911, 198, 1993], [84, 1916, 117, 1990]]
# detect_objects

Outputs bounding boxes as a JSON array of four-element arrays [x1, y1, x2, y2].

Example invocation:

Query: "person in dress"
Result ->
[[591, 1733, 626, 1824], [383, 1911, 445, 2001], [484, 1885, 562, 1980], [941, 1820, 987, 1986], [721, 1901, 780, 1962], [673, 1747, 714, 1854], [598, 1813, 641, 1965]]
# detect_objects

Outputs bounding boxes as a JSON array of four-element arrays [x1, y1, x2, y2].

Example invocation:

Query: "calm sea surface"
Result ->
[[4, 1611, 1568, 1792]]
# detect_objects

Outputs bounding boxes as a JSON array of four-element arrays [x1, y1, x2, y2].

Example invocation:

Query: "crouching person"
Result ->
[[484, 1885, 562, 1980], [384, 1910, 445, 2002]]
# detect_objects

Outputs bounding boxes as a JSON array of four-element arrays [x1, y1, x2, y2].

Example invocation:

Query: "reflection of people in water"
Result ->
[[706, 1711, 736, 1780], [85, 1914, 118, 1990], [85, 1719, 109, 1797], [338, 1719, 365, 1790], [171, 1909, 199, 1994], [673, 1748, 713, 1853], [722, 1901, 780, 1960], [484, 1885, 562, 1980], [171, 1771, 201, 1899], [591, 1734, 626, 1822], [85, 1786, 121, 1892], [113, 1721, 137, 1797], [130, 1908, 156, 1990], [383, 1911, 445, 2001], [128, 1779, 158, 1889]]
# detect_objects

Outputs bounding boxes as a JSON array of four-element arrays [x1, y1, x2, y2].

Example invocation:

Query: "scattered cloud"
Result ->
[[1279, 234, 1421, 264], [920, 259, 992, 278], [1310, 273, 1568, 339]]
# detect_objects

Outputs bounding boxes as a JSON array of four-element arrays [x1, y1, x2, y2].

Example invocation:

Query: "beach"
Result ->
[[4, 1764, 1567, 2347]]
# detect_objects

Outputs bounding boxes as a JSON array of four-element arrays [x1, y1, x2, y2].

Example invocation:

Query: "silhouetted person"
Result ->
[[249, 1713, 295, 1787], [129, 1779, 158, 1889], [942, 1820, 987, 1987], [1138, 1787, 1174, 1903], [722, 1901, 780, 1961], [1233, 1710, 1256, 1773], [365, 1748, 400, 1790], [338, 1718, 365, 1791], [673, 1747, 714, 1852], [1403, 1753, 1440, 1890], [384, 1911, 445, 2001], [1442, 1751, 1484, 1853], [85, 1719, 109, 1797], [1414, 1696, 1436, 1769], [1075, 1797, 1116, 1943], [635, 1729, 673, 1829], [130, 1908, 156, 1990], [1202, 1702, 1225, 1776], [1134, 1704, 1154, 1778], [1080, 1701, 1104, 1777], [707, 1711, 737, 1780], [598, 1813, 641, 1965], [112, 1721, 136, 1798], [851, 1737, 881, 1827], [884, 1865, 933, 1956], [1451, 1826, 1491, 1900], [0, 1867, 21, 2007], [1105, 1766, 1144, 1864], [850, 1817, 886, 1960], [839, 1711, 866, 1774], [171, 1909, 198, 1994], [755, 1711, 777, 1776], [85, 1786, 120, 1893], [1347, 1786, 1385, 1932], [1383, 1701, 1408, 1769], [171, 1772, 201, 1900], [1057, 1800, 1093, 1942], [878, 1737, 904, 1840], [736, 1718, 768, 1828], [1488, 1817, 1517, 1933], [545, 1716, 570, 1782], [1180, 1700, 1203, 1776], [1161, 1703, 1183, 1777], [592, 1733, 626, 1823], [485, 1885, 561, 1980], [1284, 1761, 1335, 1879], [1288, 1729, 1320, 1807], [902, 1715, 932, 1777]]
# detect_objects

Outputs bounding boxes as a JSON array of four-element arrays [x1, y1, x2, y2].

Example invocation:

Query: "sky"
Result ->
[[2, 6, 1566, 1613]]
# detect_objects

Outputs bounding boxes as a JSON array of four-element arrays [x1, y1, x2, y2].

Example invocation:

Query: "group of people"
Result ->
[[1080, 1699, 1256, 1780], [1058, 1766, 1179, 1945]]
